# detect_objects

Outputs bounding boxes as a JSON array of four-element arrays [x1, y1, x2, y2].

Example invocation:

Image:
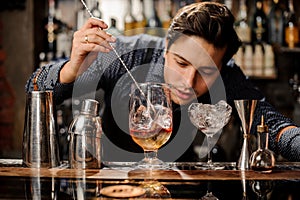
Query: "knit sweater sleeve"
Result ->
[[222, 61, 299, 161], [277, 127, 300, 161], [253, 101, 299, 161], [25, 34, 164, 105], [25, 60, 74, 104]]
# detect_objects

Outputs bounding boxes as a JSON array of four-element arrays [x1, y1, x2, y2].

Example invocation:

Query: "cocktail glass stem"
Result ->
[[207, 136, 213, 166], [144, 150, 158, 162]]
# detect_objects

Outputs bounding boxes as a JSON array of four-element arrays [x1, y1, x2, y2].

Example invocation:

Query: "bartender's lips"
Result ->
[[174, 87, 194, 100]]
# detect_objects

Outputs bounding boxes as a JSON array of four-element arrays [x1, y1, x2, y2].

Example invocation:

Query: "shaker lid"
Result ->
[[81, 99, 100, 116], [257, 115, 268, 133]]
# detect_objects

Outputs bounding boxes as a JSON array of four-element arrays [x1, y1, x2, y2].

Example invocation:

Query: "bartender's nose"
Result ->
[[184, 66, 197, 88]]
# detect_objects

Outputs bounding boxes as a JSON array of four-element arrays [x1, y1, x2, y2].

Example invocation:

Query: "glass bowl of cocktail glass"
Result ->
[[129, 83, 173, 169], [188, 100, 232, 170]]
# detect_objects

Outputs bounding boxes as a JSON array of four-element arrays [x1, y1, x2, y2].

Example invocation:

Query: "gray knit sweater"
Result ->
[[26, 34, 299, 162]]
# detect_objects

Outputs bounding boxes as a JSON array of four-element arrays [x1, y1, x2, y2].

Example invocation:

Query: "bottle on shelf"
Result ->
[[264, 44, 275, 75], [223, 0, 233, 11], [284, 0, 299, 48], [158, 0, 172, 30], [107, 18, 122, 36], [90, 0, 102, 19], [146, 0, 163, 36], [124, 0, 137, 36], [251, 0, 268, 45], [46, 0, 57, 61], [253, 44, 264, 74], [234, 0, 251, 44], [268, 0, 284, 45], [134, 0, 147, 34], [243, 44, 253, 74]]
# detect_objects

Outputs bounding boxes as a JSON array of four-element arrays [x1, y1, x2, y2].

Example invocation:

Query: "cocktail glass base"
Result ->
[[195, 162, 225, 170], [134, 157, 171, 170]]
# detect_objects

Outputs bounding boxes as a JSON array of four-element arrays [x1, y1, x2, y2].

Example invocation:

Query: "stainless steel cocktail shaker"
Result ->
[[22, 91, 60, 168]]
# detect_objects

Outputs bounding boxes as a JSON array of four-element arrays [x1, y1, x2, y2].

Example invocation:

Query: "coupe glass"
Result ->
[[129, 83, 173, 169], [188, 100, 232, 170]]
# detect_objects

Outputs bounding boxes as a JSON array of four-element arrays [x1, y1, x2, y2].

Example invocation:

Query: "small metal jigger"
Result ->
[[234, 100, 257, 170]]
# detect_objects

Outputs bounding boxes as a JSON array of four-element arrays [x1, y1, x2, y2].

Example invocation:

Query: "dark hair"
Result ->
[[167, 2, 241, 64]]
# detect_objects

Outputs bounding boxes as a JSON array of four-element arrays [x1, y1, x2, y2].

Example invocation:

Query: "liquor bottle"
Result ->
[[251, 0, 268, 45], [224, 0, 233, 11], [234, 0, 251, 44], [158, 0, 172, 29], [90, 0, 102, 19], [264, 44, 275, 74], [107, 18, 122, 36], [250, 115, 275, 173], [134, 0, 147, 34], [253, 44, 264, 74], [244, 44, 253, 73], [146, 0, 162, 36], [284, 0, 299, 48], [46, 0, 57, 61], [268, 0, 284, 45], [124, 0, 137, 36]]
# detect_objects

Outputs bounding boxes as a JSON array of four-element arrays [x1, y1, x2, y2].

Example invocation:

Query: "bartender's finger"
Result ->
[[84, 43, 111, 53], [83, 17, 108, 30], [83, 28, 115, 50]]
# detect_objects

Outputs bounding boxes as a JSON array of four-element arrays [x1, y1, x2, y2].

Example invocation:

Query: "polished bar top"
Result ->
[[0, 159, 300, 180], [0, 159, 300, 199]]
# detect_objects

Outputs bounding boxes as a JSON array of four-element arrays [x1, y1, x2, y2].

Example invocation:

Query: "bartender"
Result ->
[[26, 2, 300, 162]]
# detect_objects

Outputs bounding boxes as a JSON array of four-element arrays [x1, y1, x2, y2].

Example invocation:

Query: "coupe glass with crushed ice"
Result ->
[[188, 100, 232, 170], [129, 83, 173, 169]]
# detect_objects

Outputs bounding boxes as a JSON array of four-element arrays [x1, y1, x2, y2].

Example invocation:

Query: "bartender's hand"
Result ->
[[60, 17, 116, 83]]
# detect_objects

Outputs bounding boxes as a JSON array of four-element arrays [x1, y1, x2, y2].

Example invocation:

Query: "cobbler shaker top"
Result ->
[[81, 99, 100, 116]]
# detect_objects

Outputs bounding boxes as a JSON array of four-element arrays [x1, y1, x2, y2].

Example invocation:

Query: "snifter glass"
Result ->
[[129, 83, 173, 169]]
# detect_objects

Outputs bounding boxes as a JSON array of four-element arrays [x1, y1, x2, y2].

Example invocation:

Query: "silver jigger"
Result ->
[[22, 91, 60, 168], [234, 100, 257, 170]]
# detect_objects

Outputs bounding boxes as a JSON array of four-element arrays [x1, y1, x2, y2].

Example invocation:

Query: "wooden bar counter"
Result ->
[[0, 159, 299, 199]]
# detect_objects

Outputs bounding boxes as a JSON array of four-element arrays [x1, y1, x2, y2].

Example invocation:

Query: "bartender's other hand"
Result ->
[[60, 17, 116, 83]]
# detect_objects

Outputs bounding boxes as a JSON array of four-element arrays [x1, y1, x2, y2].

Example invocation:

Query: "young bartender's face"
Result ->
[[164, 35, 226, 105]]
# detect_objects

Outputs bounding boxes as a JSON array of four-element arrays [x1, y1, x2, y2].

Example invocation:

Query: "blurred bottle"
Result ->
[[235, 0, 251, 44], [284, 0, 299, 48], [90, 0, 102, 19], [46, 0, 57, 61], [264, 44, 275, 74], [224, 0, 233, 11], [124, 0, 136, 36], [244, 44, 253, 72], [268, 0, 284, 45], [251, 0, 268, 45], [135, 0, 147, 34], [107, 18, 122, 36], [69, 99, 102, 169], [158, 0, 172, 30], [146, 0, 163, 36]]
